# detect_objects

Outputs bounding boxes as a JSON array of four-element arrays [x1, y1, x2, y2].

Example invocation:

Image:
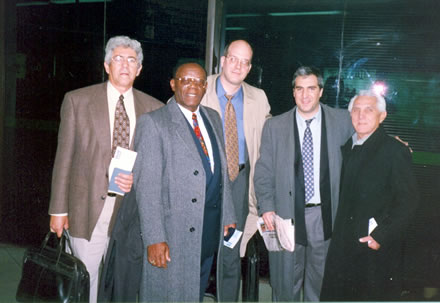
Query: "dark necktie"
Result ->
[[112, 94, 130, 157], [224, 94, 239, 181], [302, 118, 314, 202], [192, 113, 210, 163]]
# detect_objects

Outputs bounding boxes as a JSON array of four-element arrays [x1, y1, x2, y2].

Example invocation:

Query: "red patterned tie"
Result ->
[[112, 94, 130, 157], [192, 113, 210, 162]]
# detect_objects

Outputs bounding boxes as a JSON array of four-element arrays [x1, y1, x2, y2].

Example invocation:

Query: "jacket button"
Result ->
[[194, 170, 199, 175], [289, 191, 292, 196], [101, 195, 106, 200], [192, 198, 197, 203], [190, 227, 195, 232]]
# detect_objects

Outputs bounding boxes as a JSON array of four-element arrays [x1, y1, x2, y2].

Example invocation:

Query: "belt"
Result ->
[[239, 164, 246, 172], [107, 193, 117, 197], [305, 203, 321, 208]]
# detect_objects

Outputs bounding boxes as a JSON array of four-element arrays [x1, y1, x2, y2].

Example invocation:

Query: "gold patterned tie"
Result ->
[[112, 94, 130, 157], [224, 94, 239, 181]]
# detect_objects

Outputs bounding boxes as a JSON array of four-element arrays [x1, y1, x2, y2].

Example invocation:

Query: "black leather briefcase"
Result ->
[[16, 230, 90, 303]]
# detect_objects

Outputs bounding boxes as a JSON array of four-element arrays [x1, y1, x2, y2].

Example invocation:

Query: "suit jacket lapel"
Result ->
[[168, 98, 203, 165], [131, 89, 144, 149], [287, 110, 296, 196], [89, 83, 112, 162], [204, 75, 222, 114]]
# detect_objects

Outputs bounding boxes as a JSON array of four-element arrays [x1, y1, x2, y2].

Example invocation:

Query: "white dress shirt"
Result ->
[[296, 106, 322, 204], [107, 81, 136, 146], [177, 104, 215, 172]]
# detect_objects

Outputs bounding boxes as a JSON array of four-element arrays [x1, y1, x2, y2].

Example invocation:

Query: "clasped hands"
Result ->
[[147, 223, 236, 268]]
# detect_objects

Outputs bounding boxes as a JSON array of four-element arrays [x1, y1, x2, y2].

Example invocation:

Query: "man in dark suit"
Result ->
[[133, 62, 236, 302], [254, 66, 354, 301], [320, 90, 419, 301], [48, 36, 163, 303]]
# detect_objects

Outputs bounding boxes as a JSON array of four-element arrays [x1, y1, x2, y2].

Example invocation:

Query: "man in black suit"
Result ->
[[320, 90, 419, 301]]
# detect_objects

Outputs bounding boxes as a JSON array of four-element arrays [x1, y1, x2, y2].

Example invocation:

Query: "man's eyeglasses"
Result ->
[[225, 55, 251, 67], [111, 55, 138, 66], [176, 77, 207, 87]]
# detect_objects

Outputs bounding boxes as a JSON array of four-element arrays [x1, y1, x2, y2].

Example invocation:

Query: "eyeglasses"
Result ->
[[225, 55, 251, 67], [111, 55, 138, 66], [175, 77, 207, 87]]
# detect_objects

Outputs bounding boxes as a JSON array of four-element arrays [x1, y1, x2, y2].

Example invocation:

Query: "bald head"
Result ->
[[220, 40, 253, 93], [223, 40, 253, 61]]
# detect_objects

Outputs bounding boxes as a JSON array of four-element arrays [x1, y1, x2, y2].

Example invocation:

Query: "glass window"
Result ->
[[223, 0, 440, 289]]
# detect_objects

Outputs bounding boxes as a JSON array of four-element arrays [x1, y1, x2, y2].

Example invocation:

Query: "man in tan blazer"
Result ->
[[201, 39, 271, 301], [48, 36, 163, 303]]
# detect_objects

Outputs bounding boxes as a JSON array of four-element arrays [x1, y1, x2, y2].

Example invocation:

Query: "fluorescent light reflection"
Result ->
[[226, 27, 247, 31], [226, 11, 343, 18]]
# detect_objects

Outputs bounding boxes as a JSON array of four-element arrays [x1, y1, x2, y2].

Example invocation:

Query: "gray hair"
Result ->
[[104, 36, 143, 66], [292, 66, 324, 88], [348, 90, 387, 112]]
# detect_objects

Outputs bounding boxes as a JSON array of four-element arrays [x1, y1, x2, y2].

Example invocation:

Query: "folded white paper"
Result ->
[[224, 229, 243, 249], [108, 147, 137, 195], [368, 217, 378, 235], [257, 214, 295, 252]]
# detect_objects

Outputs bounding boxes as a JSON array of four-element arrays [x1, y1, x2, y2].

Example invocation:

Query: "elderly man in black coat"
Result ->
[[320, 90, 419, 301]]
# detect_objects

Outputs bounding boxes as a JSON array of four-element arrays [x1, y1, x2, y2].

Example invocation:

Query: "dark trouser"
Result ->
[[200, 254, 215, 302], [218, 164, 249, 302]]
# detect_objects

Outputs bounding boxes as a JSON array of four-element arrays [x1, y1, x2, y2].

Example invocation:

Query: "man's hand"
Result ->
[[50, 215, 69, 238], [115, 172, 133, 193], [359, 235, 381, 250], [147, 242, 171, 268], [262, 211, 276, 231], [223, 223, 237, 236]]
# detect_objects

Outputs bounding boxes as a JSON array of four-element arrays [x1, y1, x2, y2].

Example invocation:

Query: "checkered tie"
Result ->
[[224, 94, 239, 181], [302, 118, 314, 202], [192, 113, 210, 162], [112, 95, 130, 157]]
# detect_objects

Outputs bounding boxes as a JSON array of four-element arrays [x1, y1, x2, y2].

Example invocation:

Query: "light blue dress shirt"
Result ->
[[216, 77, 246, 165]]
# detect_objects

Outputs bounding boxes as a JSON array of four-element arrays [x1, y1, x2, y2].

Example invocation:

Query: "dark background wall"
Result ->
[[1, 0, 208, 247]]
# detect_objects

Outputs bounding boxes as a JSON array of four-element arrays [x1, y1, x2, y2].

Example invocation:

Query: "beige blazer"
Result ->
[[201, 74, 271, 256], [48, 82, 163, 240]]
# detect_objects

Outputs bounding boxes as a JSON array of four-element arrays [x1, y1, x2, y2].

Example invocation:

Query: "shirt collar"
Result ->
[[107, 81, 133, 99], [352, 132, 373, 148], [296, 105, 322, 126], [176, 102, 201, 120], [216, 76, 243, 100]]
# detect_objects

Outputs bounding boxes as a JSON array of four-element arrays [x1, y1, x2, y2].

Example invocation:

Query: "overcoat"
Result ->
[[253, 104, 353, 300], [48, 82, 163, 240], [133, 99, 236, 302], [201, 74, 271, 256], [320, 126, 419, 301]]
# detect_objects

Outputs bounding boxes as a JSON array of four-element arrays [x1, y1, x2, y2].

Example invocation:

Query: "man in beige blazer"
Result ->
[[48, 36, 163, 303], [201, 39, 271, 301]]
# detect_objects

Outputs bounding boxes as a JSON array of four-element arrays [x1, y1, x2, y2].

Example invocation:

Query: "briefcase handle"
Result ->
[[40, 229, 75, 265]]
